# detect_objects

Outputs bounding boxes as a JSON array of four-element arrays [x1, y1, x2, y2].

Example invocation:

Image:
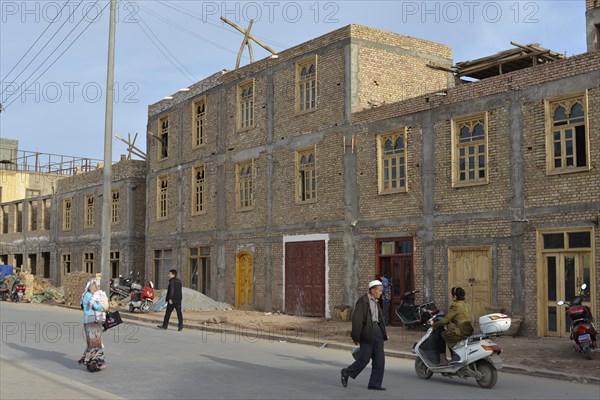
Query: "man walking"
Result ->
[[157, 269, 183, 331], [341, 280, 388, 390]]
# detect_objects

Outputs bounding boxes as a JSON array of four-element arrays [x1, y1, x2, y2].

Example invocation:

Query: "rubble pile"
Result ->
[[28, 275, 64, 303], [153, 287, 233, 312]]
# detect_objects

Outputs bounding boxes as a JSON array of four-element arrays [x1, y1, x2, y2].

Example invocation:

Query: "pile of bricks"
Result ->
[[63, 272, 95, 306]]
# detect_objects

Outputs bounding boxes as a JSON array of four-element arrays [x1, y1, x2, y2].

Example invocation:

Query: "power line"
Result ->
[[0, 1, 84, 96], [154, 0, 289, 50], [124, 0, 198, 83], [2, 1, 108, 111], [135, 1, 238, 56]]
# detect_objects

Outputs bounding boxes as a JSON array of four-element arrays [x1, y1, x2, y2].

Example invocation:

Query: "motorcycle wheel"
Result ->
[[128, 304, 135, 312], [584, 347, 592, 360], [140, 301, 150, 313], [475, 360, 498, 389], [110, 294, 120, 307], [414, 358, 433, 379]]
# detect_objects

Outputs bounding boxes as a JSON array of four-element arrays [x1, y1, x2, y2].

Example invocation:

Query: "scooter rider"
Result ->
[[430, 287, 474, 363]]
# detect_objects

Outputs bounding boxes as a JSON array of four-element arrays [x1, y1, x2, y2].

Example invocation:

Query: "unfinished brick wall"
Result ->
[[63, 272, 95, 307]]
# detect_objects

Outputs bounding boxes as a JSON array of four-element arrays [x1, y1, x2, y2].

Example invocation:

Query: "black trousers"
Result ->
[[162, 301, 183, 329], [345, 324, 385, 388]]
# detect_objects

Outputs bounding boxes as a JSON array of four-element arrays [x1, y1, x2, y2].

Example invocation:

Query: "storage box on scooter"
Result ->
[[479, 313, 511, 334]]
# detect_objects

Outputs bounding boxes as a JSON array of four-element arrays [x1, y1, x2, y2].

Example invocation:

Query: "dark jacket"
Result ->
[[351, 293, 389, 344], [166, 277, 182, 303]]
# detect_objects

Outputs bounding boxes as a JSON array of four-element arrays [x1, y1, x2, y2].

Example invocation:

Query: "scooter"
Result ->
[[557, 283, 597, 360], [0, 278, 9, 301], [413, 313, 511, 389], [10, 279, 26, 303], [129, 280, 154, 313], [395, 290, 440, 328]]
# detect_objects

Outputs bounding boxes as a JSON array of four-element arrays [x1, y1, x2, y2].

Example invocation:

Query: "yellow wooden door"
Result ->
[[235, 252, 253, 308], [448, 247, 492, 323], [543, 253, 592, 337]]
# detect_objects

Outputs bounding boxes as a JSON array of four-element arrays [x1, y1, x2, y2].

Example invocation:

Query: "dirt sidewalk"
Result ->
[[119, 308, 599, 384]]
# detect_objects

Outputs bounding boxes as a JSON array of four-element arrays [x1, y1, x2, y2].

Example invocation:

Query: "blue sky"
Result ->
[[0, 0, 587, 160]]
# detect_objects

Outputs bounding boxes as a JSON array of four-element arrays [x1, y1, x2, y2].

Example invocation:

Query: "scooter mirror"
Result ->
[[557, 300, 565, 306], [581, 283, 587, 290]]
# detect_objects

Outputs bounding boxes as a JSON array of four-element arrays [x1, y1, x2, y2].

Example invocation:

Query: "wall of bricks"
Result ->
[[63, 271, 95, 307]]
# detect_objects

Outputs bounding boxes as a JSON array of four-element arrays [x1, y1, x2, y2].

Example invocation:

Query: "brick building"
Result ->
[[0, 157, 146, 286], [144, 4, 599, 337], [1, 1, 598, 338]]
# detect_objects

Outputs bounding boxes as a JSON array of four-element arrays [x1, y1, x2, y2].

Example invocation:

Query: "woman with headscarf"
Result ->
[[78, 281, 107, 372]]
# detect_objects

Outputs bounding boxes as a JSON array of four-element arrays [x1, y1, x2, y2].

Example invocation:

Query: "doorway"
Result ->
[[538, 230, 594, 337], [28, 254, 37, 275], [376, 238, 414, 325], [42, 252, 50, 278], [284, 240, 326, 317], [235, 252, 254, 308], [448, 247, 492, 323]]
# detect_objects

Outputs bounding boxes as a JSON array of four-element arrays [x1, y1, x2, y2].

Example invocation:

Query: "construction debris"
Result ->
[[428, 42, 565, 80]]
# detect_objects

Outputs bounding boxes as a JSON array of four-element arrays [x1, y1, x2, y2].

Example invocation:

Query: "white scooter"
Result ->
[[413, 313, 511, 389]]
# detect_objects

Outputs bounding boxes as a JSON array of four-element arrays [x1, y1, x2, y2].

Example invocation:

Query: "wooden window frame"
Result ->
[[236, 159, 255, 211], [84, 194, 94, 228], [154, 248, 173, 290], [188, 245, 211, 294], [295, 147, 317, 204], [83, 252, 94, 274], [157, 175, 168, 220], [191, 164, 206, 216], [237, 79, 255, 132], [63, 198, 72, 231], [295, 56, 318, 114], [111, 189, 120, 225], [544, 92, 590, 175], [26, 189, 41, 198], [192, 98, 206, 148], [377, 128, 408, 195], [62, 253, 71, 277], [110, 250, 120, 279], [158, 116, 169, 160], [451, 112, 489, 187]]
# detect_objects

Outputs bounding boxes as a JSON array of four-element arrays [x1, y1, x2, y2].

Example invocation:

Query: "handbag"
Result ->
[[103, 311, 123, 331]]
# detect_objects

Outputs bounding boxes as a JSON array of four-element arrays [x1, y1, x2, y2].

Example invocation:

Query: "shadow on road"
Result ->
[[6, 342, 81, 371]]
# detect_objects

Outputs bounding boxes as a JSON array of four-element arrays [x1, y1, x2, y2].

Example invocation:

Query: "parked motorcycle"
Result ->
[[109, 273, 140, 304], [413, 313, 511, 389], [10, 279, 26, 302], [109, 277, 131, 304], [129, 280, 154, 313], [395, 290, 440, 328], [0, 278, 9, 301], [557, 283, 597, 360]]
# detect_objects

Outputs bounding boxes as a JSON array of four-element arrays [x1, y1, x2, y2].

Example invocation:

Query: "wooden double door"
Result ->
[[284, 241, 325, 317], [448, 247, 492, 323]]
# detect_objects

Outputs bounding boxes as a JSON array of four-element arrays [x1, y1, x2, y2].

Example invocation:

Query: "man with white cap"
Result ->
[[340, 279, 388, 390]]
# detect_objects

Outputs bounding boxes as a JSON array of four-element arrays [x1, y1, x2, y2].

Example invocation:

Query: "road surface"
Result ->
[[1, 302, 598, 399]]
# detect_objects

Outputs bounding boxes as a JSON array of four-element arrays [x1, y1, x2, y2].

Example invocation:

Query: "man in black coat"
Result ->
[[341, 280, 389, 390], [157, 269, 183, 331]]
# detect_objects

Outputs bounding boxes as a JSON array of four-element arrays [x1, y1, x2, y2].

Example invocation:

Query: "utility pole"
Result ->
[[100, 0, 117, 294]]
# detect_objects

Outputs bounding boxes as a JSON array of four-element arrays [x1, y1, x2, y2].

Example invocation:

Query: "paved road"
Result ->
[[1, 302, 599, 400]]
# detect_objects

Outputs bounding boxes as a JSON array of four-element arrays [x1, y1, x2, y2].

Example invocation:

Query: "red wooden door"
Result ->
[[285, 241, 325, 317]]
